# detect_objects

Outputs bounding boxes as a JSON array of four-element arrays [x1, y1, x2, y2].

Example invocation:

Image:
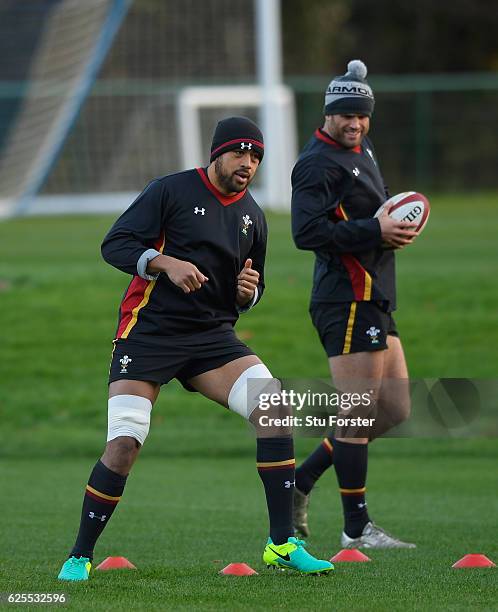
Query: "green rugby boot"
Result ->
[[57, 556, 92, 581], [263, 537, 334, 575]]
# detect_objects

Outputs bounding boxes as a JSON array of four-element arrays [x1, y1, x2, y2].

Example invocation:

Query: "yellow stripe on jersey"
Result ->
[[343, 302, 357, 354], [121, 235, 166, 339], [121, 279, 157, 339], [363, 270, 372, 300], [339, 204, 372, 300]]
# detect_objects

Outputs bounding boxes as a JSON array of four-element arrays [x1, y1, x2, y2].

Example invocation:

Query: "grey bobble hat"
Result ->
[[324, 60, 375, 117]]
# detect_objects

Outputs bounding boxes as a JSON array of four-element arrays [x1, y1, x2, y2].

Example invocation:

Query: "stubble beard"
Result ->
[[335, 128, 363, 149], [214, 157, 251, 194], [327, 118, 366, 149]]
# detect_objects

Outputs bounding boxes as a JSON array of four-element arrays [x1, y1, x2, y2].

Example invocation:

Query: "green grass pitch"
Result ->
[[1, 192, 497, 610]]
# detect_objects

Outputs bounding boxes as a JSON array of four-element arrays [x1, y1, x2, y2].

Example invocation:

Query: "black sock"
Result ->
[[295, 436, 334, 494], [257, 437, 295, 545], [70, 460, 127, 560], [332, 440, 370, 539]]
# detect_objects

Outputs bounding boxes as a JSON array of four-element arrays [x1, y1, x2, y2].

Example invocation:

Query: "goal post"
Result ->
[[178, 0, 296, 211], [1, 0, 296, 217], [0, 0, 131, 219]]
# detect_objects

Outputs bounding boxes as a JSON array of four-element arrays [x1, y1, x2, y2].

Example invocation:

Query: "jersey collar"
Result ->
[[196, 167, 247, 206], [314, 128, 361, 154]]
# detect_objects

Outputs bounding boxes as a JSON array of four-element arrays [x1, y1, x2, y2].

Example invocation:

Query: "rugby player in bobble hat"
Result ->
[[291, 61, 418, 549], [57, 116, 333, 581]]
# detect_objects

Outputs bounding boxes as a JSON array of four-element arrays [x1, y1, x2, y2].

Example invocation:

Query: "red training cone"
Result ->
[[452, 554, 496, 568], [330, 549, 371, 563], [96, 556, 137, 571], [220, 563, 258, 576]]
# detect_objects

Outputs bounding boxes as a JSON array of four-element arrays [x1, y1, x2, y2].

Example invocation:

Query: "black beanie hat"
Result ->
[[324, 60, 375, 117], [210, 116, 264, 162]]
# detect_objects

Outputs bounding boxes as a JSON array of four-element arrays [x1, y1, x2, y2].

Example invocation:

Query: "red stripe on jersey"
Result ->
[[340, 254, 369, 301], [116, 233, 165, 339], [334, 205, 346, 220], [196, 167, 247, 206], [314, 128, 361, 154], [116, 276, 150, 339]]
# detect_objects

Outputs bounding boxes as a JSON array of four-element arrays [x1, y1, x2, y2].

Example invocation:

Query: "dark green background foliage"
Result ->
[[282, 0, 498, 74]]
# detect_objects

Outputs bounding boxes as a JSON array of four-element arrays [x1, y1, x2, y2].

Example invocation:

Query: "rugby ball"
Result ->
[[374, 191, 430, 234]]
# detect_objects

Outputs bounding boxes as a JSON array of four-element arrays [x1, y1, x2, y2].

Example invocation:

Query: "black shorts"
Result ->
[[109, 325, 255, 391], [310, 301, 398, 358]]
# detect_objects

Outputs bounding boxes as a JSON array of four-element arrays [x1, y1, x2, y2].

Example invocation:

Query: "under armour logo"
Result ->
[[194, 207, 205, 215], [88, 512, 107, 522], [240, 142, 252, 150], [352, 167, 360, 177], [284, 480, 295, 489], [357, 502, 367, 509]]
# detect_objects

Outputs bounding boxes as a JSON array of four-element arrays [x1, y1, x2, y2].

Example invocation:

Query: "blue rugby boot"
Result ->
[[57, 556, 92, 581], [263, 537, 334, 575]]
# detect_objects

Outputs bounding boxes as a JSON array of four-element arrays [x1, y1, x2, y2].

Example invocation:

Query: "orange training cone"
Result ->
[[452, 554, 496, 568], [95, 556, 137, 571], [220, 563, 258, 576], [330, 549, 371, 563]]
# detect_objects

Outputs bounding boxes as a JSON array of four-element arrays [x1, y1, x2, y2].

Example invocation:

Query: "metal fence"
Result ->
[[290, 72, 498, 193]]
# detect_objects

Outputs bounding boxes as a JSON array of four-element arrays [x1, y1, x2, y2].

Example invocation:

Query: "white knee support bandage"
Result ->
[[227, 363, 280, 420], [107, 394, 152, 446]]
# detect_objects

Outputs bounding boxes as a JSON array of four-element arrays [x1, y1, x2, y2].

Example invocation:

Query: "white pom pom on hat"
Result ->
[[346, 60, 368, 80], [323, 59, 374, 117]]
